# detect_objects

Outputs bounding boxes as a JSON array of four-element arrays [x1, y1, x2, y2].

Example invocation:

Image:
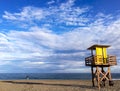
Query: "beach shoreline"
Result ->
[[0, 80, 120, 91]]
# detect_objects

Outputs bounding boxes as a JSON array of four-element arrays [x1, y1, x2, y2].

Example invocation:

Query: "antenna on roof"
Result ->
[[97, 39, 101, 45]]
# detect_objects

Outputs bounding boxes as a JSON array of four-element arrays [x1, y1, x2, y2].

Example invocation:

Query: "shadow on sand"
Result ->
[[2, 80, 96, 90]]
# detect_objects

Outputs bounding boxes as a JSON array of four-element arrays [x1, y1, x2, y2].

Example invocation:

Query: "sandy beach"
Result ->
[[0, 80, 119, 91]]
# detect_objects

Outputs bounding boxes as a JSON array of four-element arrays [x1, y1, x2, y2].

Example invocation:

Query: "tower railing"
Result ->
[[85, 55, 117, 66]]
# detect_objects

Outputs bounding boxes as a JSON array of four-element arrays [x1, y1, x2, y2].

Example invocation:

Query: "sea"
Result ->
[[0, 73, 120, 80]]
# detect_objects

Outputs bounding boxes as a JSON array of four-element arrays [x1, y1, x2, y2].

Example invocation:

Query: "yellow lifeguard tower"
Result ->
[[85, 44, 117, 89]]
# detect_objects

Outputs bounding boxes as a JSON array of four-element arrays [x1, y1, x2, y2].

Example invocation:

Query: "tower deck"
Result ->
[[85, 55, 117, 66]]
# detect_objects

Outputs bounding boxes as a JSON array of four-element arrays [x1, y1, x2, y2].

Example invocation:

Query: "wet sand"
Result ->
[[0, 80, 120, 91]]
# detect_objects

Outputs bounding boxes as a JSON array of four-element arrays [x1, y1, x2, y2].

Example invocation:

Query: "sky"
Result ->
[[0, 0, 120, 73]]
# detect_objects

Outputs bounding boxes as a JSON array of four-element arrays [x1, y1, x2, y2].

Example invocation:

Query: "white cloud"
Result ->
[[3, 6, 50, 22], [3, 0, 89, 27], [3, 11, 17, 20], [60, 0, 75, 10], [47, 0, 55, 5], [0, 60, 11, 65]]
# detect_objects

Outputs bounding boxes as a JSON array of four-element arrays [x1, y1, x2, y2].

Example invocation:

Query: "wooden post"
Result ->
[[91, 50, 93, 55], [108, 66, 112, 80], [101, 67, 105, 87], [91, 66, 95, 87], [96, 66, 100, 89]]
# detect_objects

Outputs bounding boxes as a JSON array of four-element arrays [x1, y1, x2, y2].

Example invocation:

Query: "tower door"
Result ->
[[96, 47, 107, 64]]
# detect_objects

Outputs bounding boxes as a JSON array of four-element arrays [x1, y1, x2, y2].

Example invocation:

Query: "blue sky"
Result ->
[[0, 0, 120, 73]]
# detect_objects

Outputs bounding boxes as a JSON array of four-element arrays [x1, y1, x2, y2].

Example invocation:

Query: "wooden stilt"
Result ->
[[101, 67, 105, 87], [91, 66, 95, 87], [108, 66, 111, 80], [96, 66, 100, 89]]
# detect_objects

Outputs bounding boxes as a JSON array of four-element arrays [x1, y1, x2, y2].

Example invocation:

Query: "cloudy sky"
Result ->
[[0, 0, 120, 73]]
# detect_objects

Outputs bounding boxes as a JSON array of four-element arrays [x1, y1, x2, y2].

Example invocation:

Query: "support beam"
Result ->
[[91, 66, 113, 89]]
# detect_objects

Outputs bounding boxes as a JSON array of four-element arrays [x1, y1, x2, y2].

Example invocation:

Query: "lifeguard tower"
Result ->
[[85, 44, 117, 89]]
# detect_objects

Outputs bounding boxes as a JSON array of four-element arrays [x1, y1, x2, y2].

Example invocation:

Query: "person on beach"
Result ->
[[26, 75, 29, 80]]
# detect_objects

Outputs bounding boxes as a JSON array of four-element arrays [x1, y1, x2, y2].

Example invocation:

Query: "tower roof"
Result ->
[[87, 44, 110, 50]]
